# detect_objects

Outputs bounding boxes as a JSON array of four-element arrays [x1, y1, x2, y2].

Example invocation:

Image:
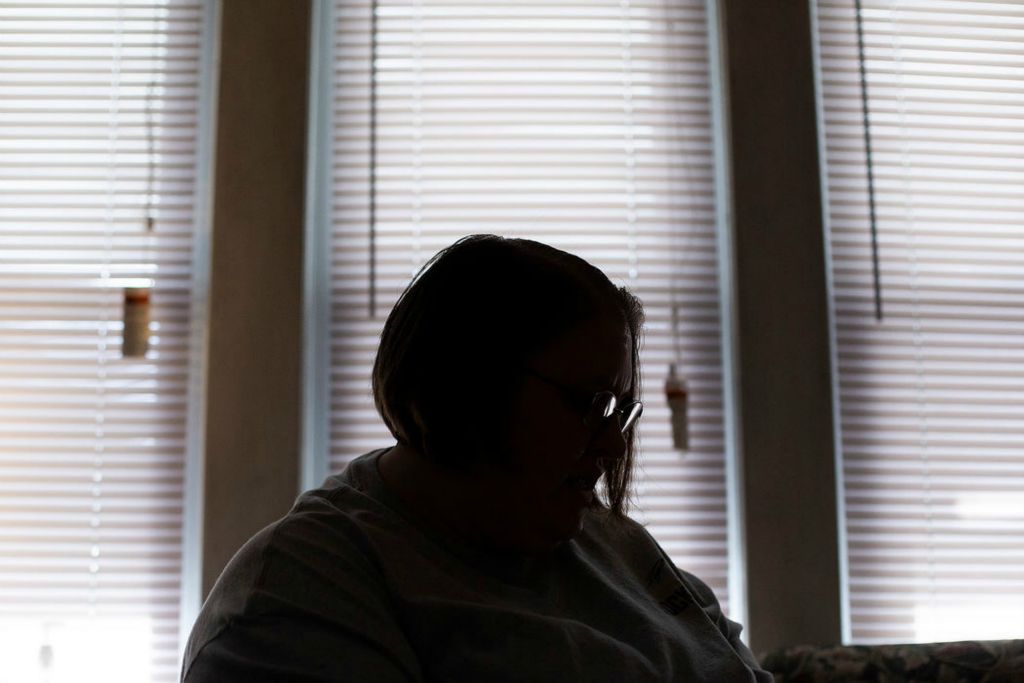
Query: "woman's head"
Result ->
[[372, 234, 644, 524]]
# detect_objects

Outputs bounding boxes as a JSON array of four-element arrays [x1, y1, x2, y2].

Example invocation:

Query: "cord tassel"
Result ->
[[665, 363, 688, 452], [122, 287, 151, 358]]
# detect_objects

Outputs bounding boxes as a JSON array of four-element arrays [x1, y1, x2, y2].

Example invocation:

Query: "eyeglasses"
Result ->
[[522, 367, 643, 434]]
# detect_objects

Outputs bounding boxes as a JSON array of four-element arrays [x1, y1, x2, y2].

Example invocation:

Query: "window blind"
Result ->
[[0, 2, 208, 681], [816, 0, 1024, 643], [325, 0, 732, 607]]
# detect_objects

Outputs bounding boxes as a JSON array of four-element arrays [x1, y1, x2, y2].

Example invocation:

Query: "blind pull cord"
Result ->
[[123, 80, 158, 357], [368, 0, 380, 318], [854, 0, 884, 322]]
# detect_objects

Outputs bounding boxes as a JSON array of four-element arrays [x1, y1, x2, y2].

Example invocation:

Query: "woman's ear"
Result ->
[[407, 400, 433, 458], [410, 400, 428, 433]]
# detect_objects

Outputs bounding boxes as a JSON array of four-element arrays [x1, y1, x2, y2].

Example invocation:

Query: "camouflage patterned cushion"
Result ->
[[760, 639, 1024, 682]]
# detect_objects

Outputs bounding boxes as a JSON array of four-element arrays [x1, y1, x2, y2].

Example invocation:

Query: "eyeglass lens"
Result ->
[[586, 392, 643, 433]]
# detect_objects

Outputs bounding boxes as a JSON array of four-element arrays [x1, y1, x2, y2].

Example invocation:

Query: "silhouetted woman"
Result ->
[[182, 235, 772, 682]]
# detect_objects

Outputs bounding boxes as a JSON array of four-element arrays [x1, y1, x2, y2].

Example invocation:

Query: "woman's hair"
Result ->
[[372, 234, 644, 516]]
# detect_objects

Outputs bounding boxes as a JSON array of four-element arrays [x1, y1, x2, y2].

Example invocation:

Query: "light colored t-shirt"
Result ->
[[182, 449, 773, 682]]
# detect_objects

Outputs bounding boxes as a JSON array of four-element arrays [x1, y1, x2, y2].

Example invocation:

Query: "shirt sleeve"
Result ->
[[183, 614, 417, 683]]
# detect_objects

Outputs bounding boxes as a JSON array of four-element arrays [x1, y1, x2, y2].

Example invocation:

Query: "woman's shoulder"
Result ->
[[195, 450, 397, 621], [181, 450, 426, 681], [182, 451, 408, 674], [252, 449, 404, 587], [577, 506, 661, 556], [576, 507, 719, 604], [258, 448, 403, 557], [574, 508, 666, 578]]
